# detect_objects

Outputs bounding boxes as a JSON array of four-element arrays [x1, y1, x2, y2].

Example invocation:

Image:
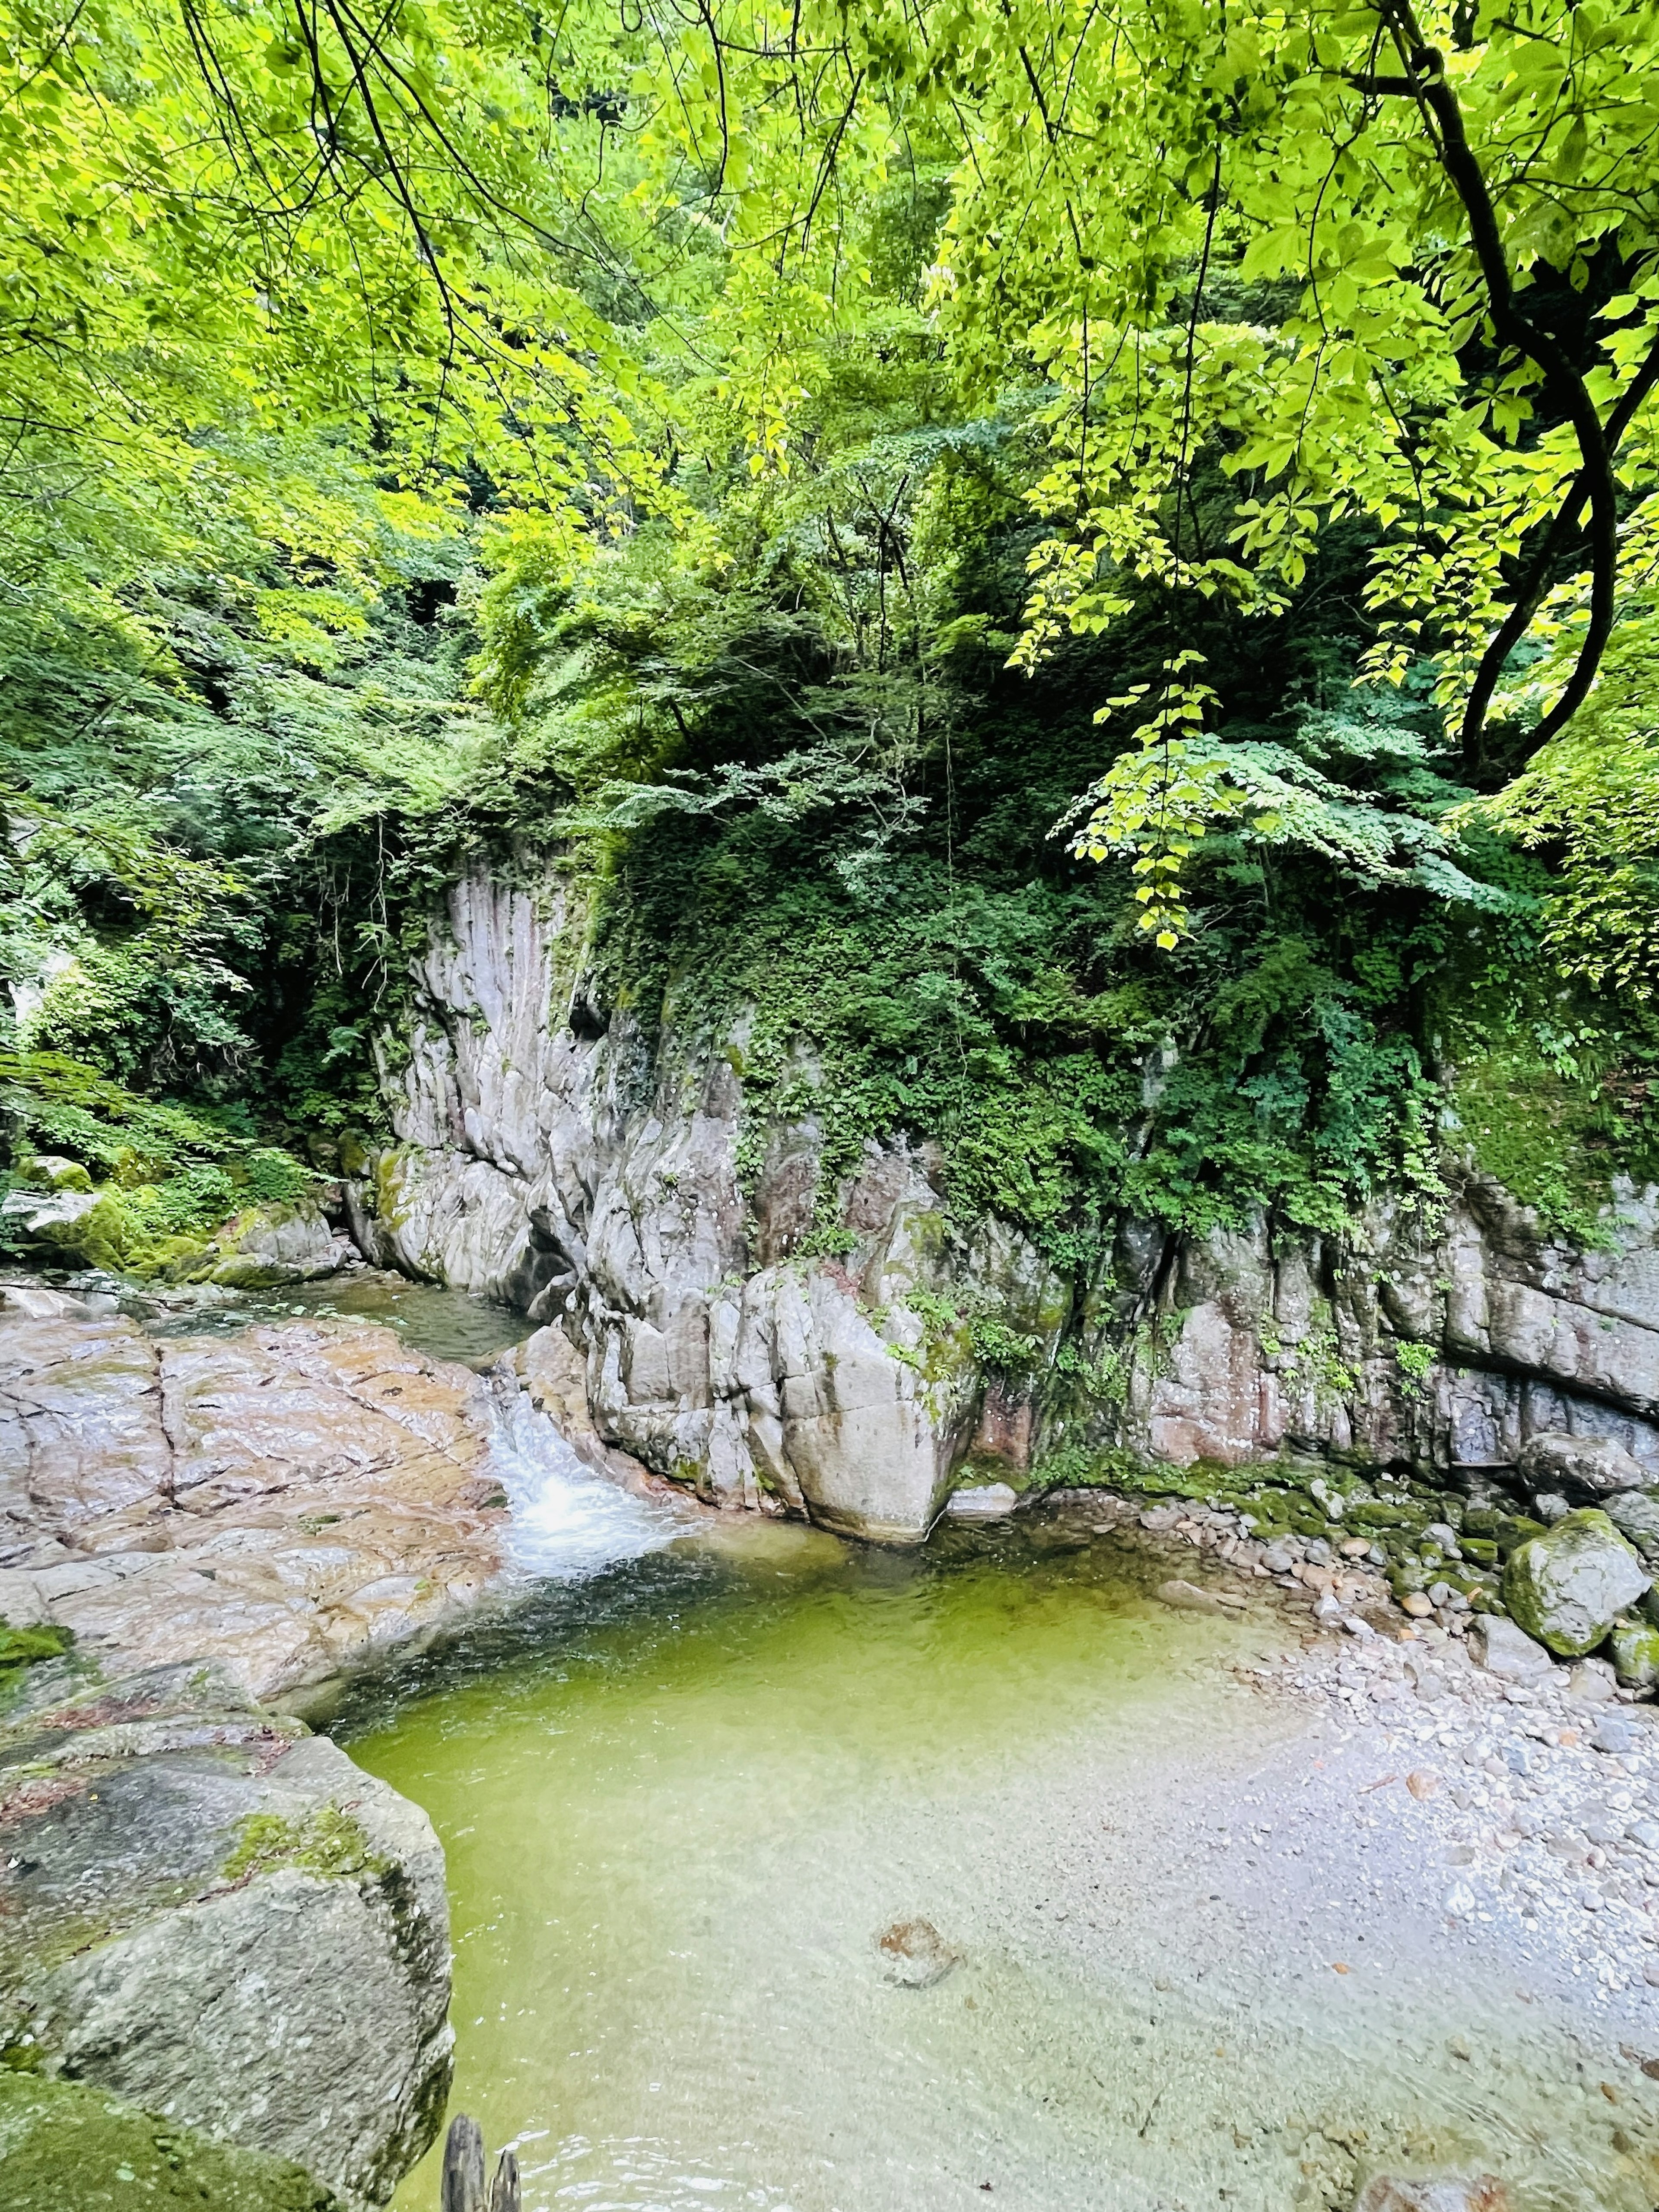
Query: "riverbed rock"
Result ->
[[1468, 1615, 1557, 1684], [0, 1305, 518, 1699], [1611, 1619, 1659, 1688], [875, 1918, 961, 1988], [198, 1201, 357, 1289], [1503, 1509, 1651, 1657], [1, 2073, 343, 2212], [0, 1657, 451, 2206], [1354, 2178, 1509, 2212], [1518, 1430, 1648, 1500], [945, 1482, 1019, 1520]]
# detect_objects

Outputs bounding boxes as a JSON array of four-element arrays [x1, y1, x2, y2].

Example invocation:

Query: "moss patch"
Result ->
[[0, 2073, 340, 2211], [222, 1805, 390, 1885]]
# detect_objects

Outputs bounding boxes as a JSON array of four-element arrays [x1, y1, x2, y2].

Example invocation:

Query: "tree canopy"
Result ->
[[4, 0, 1659, 1266]]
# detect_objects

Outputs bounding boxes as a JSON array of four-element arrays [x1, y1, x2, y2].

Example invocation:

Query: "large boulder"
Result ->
[[1503, 1508, 1651, 1657], [0, 1657, 451, 2208], [1516, 1430, 1648, 1500], [200, 1201, 357, 1289]]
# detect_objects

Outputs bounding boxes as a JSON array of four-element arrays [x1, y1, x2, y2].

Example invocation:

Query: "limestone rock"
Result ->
[[0, 1307, 516, 1699], [1, 2073, 343, 2212], [1607, 1488, 1659, 1553], [0, 1659, 451, 2207], [945, 1482, 1019, 1520], [340, 862, 1659, 1527], [1503, 1509, 1651, 1657], [1517, 1430, 1647, 1499], [1468, 1615, 1557, 1685], [201, 1201, 356, 1289]]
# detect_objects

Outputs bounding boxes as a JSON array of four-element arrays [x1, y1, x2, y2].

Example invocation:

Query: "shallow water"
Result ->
[[140, 1271, 537, 1365], [342, 1513, 1653, 2212]]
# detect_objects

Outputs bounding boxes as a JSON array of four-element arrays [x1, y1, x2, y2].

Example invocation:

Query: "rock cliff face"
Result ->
[[351, 864, 1659, 1537]]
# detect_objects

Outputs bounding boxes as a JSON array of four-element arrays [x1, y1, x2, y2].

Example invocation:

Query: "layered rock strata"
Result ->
[[346, 864, 1659, 1539], [0, 1292, 514, 1701]]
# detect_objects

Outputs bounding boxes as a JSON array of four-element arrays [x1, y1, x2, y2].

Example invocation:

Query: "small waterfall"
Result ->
[[480, 1374, 693, 1581]]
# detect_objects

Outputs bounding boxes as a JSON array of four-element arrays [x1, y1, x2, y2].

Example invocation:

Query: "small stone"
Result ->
[[1641, 1960, 1659, 1986], [1407, 1770, 1440, 1800], [1155, 1578, 1227, 1614], [1340, 1537, 1373, 1559], [1469, 1617, 1556, 1685], [1534, 1492, 1571, 1523], [1402, 1592, 1435, 1619], [1448, 2034, 1471, 2060], [1354, 2178, 1508, 2212], [946, 1483, 1019, 1521], [1566, 1658, 1619, 1704], [1629, 1819, 1659, 1850], [1593, 1717, 1641, 1755], [876, 1919, 962, 1989]]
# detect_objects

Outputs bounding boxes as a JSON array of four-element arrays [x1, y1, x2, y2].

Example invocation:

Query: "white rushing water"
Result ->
[[480, 1374, 694, 1582]]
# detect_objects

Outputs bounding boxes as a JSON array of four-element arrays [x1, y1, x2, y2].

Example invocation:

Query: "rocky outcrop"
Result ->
[[194, 1200, 358, 1290], [0, 1295, 518, 1701], [347, 862, 1659, 1538], [0, 1655, 450, 2207], [348, 870, 1055, 1541]]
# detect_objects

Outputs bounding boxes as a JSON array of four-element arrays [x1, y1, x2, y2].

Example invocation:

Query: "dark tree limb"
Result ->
[[1353, 3, 1630, 765]]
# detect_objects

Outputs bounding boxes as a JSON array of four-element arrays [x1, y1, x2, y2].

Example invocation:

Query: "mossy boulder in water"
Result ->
[[0, 2073, 341, 2212], [1503, 1509, 1651, 1657]]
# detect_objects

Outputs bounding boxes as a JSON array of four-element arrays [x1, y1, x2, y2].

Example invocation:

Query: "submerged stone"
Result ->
[[1502, 1509, 1650, 1658]]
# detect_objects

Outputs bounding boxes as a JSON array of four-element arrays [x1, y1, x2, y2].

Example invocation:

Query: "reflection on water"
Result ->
[[341, 1519, 1649, 2212], [140, 1269, 537, 1365]]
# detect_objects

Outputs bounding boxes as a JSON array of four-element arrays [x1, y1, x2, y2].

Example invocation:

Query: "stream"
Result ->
[[157, 1283, 1645, 2212]]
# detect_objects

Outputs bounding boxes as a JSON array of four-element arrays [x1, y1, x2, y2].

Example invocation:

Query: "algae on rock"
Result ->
[[1503, 1510, 1651, 1657]]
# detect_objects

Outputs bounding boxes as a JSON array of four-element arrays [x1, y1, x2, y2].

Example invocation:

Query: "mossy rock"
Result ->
[[1611, 1618, 1659, 1690], [1503, 1508, 1652, 1657], [1345, 1502, 1420, 1530], [0, 2073, 341, 2211]]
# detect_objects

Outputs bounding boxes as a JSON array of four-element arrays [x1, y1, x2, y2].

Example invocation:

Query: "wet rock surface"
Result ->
[[335, 861, 1659, 1550], [0, 1298, 520, 1701], [0, 1657, 451, 2206]]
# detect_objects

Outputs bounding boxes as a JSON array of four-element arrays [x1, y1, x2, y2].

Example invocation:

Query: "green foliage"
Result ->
[[0, 1622, 73, 1670], [2, 0, 1656, 1295]]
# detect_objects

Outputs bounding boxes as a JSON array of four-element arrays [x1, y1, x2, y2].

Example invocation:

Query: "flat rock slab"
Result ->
[[0, 1657, 451, 2207], [0, 1310, 513, 1701]]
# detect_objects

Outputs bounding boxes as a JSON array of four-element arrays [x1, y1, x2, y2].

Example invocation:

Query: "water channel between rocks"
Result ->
[[309, 1291, 1649, 2212]]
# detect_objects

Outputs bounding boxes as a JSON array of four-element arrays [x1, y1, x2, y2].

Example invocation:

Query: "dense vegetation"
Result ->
[[4, 0, 1659, 1277]]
